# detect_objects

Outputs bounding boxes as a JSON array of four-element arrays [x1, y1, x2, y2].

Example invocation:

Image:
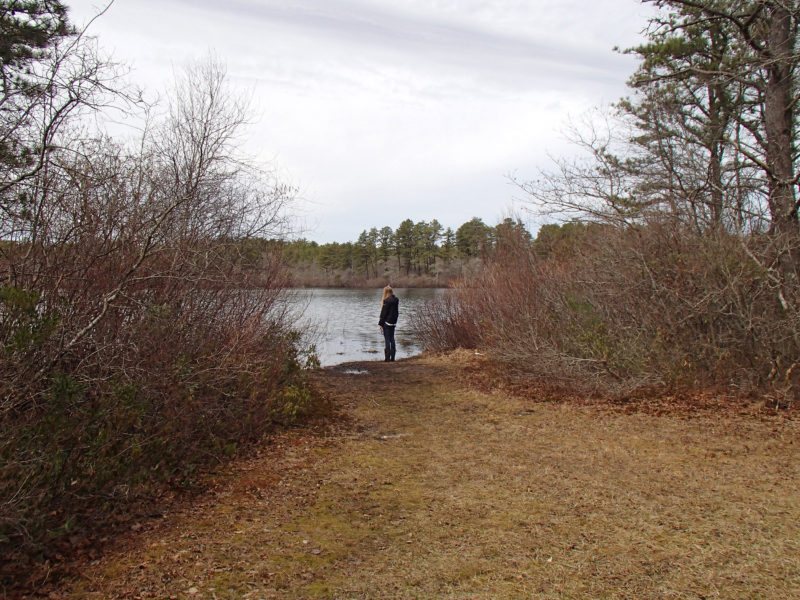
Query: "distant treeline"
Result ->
[[280, 217, 534, 287]]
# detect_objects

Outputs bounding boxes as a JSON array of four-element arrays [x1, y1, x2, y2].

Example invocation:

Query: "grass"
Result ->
[[51, 351, 800, 599]]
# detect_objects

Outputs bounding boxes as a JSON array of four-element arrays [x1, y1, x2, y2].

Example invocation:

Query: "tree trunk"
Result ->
[[764, 2, 798, 234], [707, 21, 726, 228]]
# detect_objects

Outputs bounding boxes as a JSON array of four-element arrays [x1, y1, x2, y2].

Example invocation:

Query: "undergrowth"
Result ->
[[411, 222, 800, 404]]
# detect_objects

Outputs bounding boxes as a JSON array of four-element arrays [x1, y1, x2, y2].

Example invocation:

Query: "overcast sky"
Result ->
[[66, 0, 655, 243]]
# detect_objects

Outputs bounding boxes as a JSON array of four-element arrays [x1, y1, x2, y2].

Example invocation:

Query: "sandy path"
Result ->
[[59, 353, 800, 599]]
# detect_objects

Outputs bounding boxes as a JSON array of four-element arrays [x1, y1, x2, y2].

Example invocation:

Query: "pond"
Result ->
[[291, 288, 447, 366]]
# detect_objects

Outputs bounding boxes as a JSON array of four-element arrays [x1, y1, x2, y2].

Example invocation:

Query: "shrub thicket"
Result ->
[[413, 223, 800, 402], [0, 45, 314, 565]]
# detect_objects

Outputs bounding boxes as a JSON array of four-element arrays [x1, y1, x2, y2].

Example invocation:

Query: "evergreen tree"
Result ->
[[495, 218, 532, 245], [394, 219, 415, 275], [424, 219, 443, 273], [628, 0, 800, 233], [0, 0, 120, 217], [456, 217, 493, 257], [355, 229, 379, 277], [440, 227, 456, 263], [411, 221, 428, 274], [378, 226, 394, 262], [1, 0, 72, 181], [318, 243, 338, 274], [620, 5, 748, 230]]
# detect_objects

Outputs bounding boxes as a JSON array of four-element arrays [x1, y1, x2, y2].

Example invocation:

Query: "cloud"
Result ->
[[67, 0, 653, 242], [161, 0, 636, 96]]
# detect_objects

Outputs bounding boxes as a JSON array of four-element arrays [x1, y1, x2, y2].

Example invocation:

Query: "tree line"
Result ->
[[282, 217, 531, 284]]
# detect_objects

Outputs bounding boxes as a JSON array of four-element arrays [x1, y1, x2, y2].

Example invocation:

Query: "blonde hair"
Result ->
[[381, 285, 393, 304]]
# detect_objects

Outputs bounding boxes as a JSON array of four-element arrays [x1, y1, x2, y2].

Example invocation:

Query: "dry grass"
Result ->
[[48, 351, 800, 599]]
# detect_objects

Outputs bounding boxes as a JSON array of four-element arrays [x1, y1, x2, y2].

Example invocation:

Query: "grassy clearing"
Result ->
[[54, 351, 800, 599]]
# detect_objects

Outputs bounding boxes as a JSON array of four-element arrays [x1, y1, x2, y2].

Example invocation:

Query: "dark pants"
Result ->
[[382, 325, 396, 361]]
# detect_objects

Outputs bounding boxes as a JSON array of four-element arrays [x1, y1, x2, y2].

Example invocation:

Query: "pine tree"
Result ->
[[0, 0, 72, 173], [629, 0, 800, 233]]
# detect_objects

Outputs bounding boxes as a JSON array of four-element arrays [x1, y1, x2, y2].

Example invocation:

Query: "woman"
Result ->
[[378, 285, 399, 362]]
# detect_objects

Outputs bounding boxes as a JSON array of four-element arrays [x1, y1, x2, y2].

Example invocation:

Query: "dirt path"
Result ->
[[56, 353, 800, 599]]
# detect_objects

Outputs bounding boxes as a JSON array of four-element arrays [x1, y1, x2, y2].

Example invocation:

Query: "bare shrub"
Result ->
[[409, 291, 480, 351], [0, 57, 309, 558], [415, 222, 800, 400]]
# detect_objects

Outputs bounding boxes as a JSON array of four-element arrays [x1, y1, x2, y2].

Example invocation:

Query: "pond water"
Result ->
[[291, 288, 447, 366]]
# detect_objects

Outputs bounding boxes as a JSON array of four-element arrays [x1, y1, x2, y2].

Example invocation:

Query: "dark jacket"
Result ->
[[379, 294, 399, 327]]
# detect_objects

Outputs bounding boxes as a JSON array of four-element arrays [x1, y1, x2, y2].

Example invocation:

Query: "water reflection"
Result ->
[[292, 288, 446, 366]]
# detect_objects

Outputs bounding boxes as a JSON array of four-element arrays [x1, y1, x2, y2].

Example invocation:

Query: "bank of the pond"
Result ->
[[42, 351, 800, 600]]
